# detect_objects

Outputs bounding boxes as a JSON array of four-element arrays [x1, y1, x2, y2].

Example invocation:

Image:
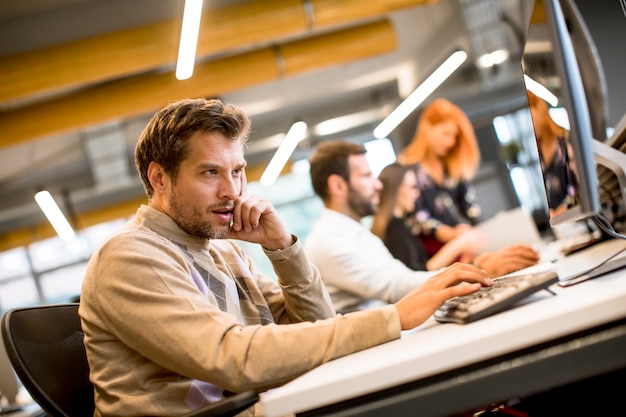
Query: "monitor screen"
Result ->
[[521, 0, 602, 227]]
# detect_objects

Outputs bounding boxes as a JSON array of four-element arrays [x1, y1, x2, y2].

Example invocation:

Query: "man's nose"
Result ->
[[219, 176, 239, 199]]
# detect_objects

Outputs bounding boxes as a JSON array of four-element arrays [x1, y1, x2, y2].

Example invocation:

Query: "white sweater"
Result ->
[[304, 208, 435, 313]]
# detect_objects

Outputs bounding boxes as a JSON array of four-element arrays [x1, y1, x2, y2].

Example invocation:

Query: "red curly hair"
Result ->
[[397, 98, 480, 182]]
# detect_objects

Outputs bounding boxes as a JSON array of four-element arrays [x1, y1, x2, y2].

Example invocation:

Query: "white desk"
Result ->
[[2, 403, 45, 417], [261, 238, 626, 417]]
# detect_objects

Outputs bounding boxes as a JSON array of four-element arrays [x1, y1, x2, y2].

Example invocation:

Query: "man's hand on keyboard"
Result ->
[[394, 263, 492, 330], [474, 244, 540, 278]]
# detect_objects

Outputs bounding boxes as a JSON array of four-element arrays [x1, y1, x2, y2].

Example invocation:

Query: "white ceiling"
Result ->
[[0, 0, 533, 246]]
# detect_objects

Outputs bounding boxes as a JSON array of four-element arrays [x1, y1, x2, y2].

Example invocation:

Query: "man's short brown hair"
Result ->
[[135, 98, 251, 198], [309, 141, 366, 203]]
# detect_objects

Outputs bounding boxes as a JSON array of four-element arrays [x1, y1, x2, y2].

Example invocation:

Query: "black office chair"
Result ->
[[1, 303, 258, 417]]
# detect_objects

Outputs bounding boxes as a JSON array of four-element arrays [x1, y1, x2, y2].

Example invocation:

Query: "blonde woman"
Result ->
[[398, 98, 482, 257]]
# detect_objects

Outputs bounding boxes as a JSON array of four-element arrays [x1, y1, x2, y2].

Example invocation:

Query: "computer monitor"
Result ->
[[522, 0, 606, 226], [522, 0, 626, 240]]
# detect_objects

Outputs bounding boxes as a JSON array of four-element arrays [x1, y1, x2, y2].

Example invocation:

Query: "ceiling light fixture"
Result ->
[[313, 108, 385, 137], [523, 74, 559, 107], [476, 48, 510, 68], [34, 190, 75, 242], [175, 0, 204, 80], [373, 50, 468, 139], [260, 121, 308, 187]]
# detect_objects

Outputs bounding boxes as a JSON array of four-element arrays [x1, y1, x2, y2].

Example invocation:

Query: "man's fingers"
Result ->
[[439, 263, 491, 287], [446, 282, 482, 299], [233, 195, 267, 232], [240, 169, 248, 196]]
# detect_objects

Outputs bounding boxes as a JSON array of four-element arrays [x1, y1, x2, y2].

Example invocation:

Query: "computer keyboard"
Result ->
[[434, 270, 559, 324]]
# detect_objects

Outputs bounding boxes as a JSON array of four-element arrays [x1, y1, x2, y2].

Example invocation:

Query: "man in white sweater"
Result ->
[[305, 140, 539, 314], [79, 98, 493, 417]]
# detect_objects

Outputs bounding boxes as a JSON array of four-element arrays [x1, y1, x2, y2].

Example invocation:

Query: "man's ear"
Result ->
[[147, 161, 169, 193], [327, 173, 347, 198]]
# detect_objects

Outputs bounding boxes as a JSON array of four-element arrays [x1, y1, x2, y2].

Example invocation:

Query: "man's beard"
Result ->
[[169, 191, 231, 240], [347, 187, 376, 218]]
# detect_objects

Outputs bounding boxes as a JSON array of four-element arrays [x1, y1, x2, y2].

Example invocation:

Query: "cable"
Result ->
[[564, 222, 626, 281], [591, 213, 626, 240], [621, 0, 626, 19], [559, 213, 626, 282]]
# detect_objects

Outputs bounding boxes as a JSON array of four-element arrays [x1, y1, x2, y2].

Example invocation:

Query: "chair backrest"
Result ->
[[1, 303, 94, 417], [2, 303, 259, 417]]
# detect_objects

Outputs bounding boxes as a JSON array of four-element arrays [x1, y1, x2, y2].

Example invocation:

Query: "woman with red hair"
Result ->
[[526, 90, 577, 217], [397, 98, 484, 258]]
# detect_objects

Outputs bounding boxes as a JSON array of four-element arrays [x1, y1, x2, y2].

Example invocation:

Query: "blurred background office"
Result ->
[[1, 0, 625, 314]]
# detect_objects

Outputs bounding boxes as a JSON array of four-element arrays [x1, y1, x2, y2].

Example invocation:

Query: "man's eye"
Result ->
[[232, 169, 243, 176], [205, 169, 218, 175]]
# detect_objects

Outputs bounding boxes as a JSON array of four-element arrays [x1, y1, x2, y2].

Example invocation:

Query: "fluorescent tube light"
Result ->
[[373, 50, 467, 139], [34, 190, 75, 241], [176, 0, 203, 80], [523, 74, 559, 107], [260, 121, 308, 187], [549, 107, 570, 131], [476, 48, 510, 68], [313, 109, 382, 137]]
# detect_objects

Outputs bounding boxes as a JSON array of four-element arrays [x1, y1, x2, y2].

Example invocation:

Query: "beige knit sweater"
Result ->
[[79, 205, 400, 417]]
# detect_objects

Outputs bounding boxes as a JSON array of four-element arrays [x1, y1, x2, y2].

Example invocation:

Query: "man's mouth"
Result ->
[[212, 206, 234, 224]]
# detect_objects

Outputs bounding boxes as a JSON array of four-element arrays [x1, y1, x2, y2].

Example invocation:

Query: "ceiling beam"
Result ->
[[0, 0, 436, 107], [530, 0, 547, 24], [0, 19, 396, 149]]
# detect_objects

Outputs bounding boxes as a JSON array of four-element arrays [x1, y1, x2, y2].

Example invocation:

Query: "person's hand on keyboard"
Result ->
[[394, 263, 492, 330], [473, 244, 540, 278], [434, 270, 558, 324]]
